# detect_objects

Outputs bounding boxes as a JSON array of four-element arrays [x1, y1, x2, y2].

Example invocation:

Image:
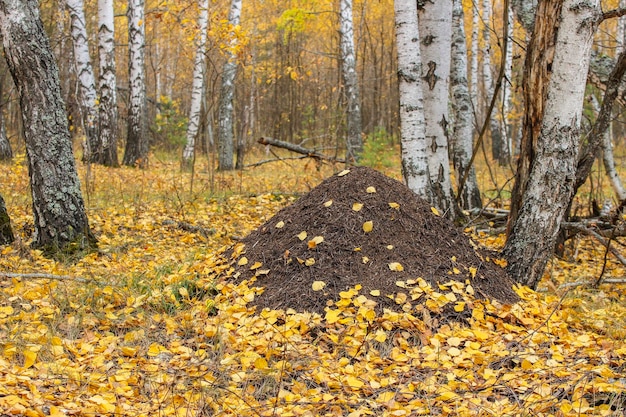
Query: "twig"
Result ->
[[562, 222, 626, 267], [557, 278, 626, 290], [0, 272, 89, 283], [161, 220, 215, 237], [245, 155, 309, 168]]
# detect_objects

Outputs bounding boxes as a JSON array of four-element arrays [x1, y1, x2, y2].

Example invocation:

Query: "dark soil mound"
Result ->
[[230, 166, 517, 314]]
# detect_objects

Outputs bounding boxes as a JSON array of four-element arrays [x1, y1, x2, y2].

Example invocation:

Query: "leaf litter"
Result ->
[[0, 160, 624, 416]]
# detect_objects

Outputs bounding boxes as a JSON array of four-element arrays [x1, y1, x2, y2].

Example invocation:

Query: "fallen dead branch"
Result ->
[[162, 220, 215, 237], [257, 136, 346, 163], [0, 272, 89, 283]]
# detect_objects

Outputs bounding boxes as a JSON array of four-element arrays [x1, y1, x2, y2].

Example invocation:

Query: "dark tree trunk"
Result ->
[[0, 75, 11, 161], [0, 119, 11, 160], [0, 194, 13, 244], [0, 0, 96, 255]]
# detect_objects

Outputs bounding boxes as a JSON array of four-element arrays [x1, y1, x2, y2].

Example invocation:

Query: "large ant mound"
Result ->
[[230, 166, 518, 314]]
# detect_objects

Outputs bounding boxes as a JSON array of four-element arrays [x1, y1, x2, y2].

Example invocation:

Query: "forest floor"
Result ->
[[0, 152, 625, 416]]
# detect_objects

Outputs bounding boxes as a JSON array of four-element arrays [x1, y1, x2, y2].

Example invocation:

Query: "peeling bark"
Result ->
[[504, 0, 599, 289], [508, 0, 562, 233]]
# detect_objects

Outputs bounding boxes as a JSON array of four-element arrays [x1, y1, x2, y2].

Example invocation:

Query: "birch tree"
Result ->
[[182, 0, 209, 170], [0, 0, 96, 255], [482, 0, 508, 164], [451, 0, 481, 210], [217, 0, 242, 171], [394, 0, 429, 196], [123, 0, 149, 168], [67, 0, 99, 162], [508, 0, 561, 229], [96, 0, 118, 166], [504, 0, 600, 289], [470, 3, 479, 114], [339, 0, 363, 164], [417, 0, 456, 217]]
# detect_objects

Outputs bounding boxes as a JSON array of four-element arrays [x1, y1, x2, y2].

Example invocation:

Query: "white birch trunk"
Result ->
[[97, 0, 118, 166], [504, 0, 600, 288], [470, 3, 479, 113], [451, 0, 481, 210], [123, 0, 149, 168], [339, 0, 363, 164], [501, 3, 514, 158], [618, 0, 626, 54], [66, 0, 99, 162], [482, 0, 506, 164], [182, 0, 209, 168], [417, 0, 456, 217], [590, 95, 626, 200], [394, 0, 429, 196], [217, 0, 242, 171]]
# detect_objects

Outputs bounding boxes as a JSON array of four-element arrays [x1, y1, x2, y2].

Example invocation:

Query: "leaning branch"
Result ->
[[602, 7, 626, 21], [257, 137, 345, 163]]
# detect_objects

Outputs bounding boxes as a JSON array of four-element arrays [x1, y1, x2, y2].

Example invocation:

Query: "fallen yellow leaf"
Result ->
[[312, 281, 326, 291], [352, 202, 363, 211], [389, 262, 404, 272], [362, 220, 373, 232]]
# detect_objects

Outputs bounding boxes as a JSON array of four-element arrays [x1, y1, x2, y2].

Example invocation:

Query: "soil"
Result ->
[[229, 166, 518, 314]]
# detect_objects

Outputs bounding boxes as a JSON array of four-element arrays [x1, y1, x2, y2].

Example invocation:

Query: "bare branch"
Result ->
[[602, 7, 626, 21], [0, 272, 89, 283]]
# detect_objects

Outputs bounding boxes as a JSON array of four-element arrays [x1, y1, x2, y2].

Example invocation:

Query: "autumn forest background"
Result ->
[[1, 0, 626, 416]]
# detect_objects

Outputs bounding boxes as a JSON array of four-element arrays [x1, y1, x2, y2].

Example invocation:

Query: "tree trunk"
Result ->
[[0, 193, 13, 244], [470, 3, 479, 114], [339, 0, 363, 164], [511, 0, 537, 33], [417, 0, 456, 218], [482, 0, 507, 165], [0, 0, 96, 255], [394, 0, 429, 196], [508, 0, 562, 233], [575, 51, 626, 195], [0, 75, 11, 161], [96, 0, 118, 166], [66, 0, 99, 162], [504, 0, 599, 289], [182, 0, 209, 170], [217, 0, 242, 171], [451, 0, 482, 210], [123, 0, 149, 168], [501, 3, 514, 159]]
